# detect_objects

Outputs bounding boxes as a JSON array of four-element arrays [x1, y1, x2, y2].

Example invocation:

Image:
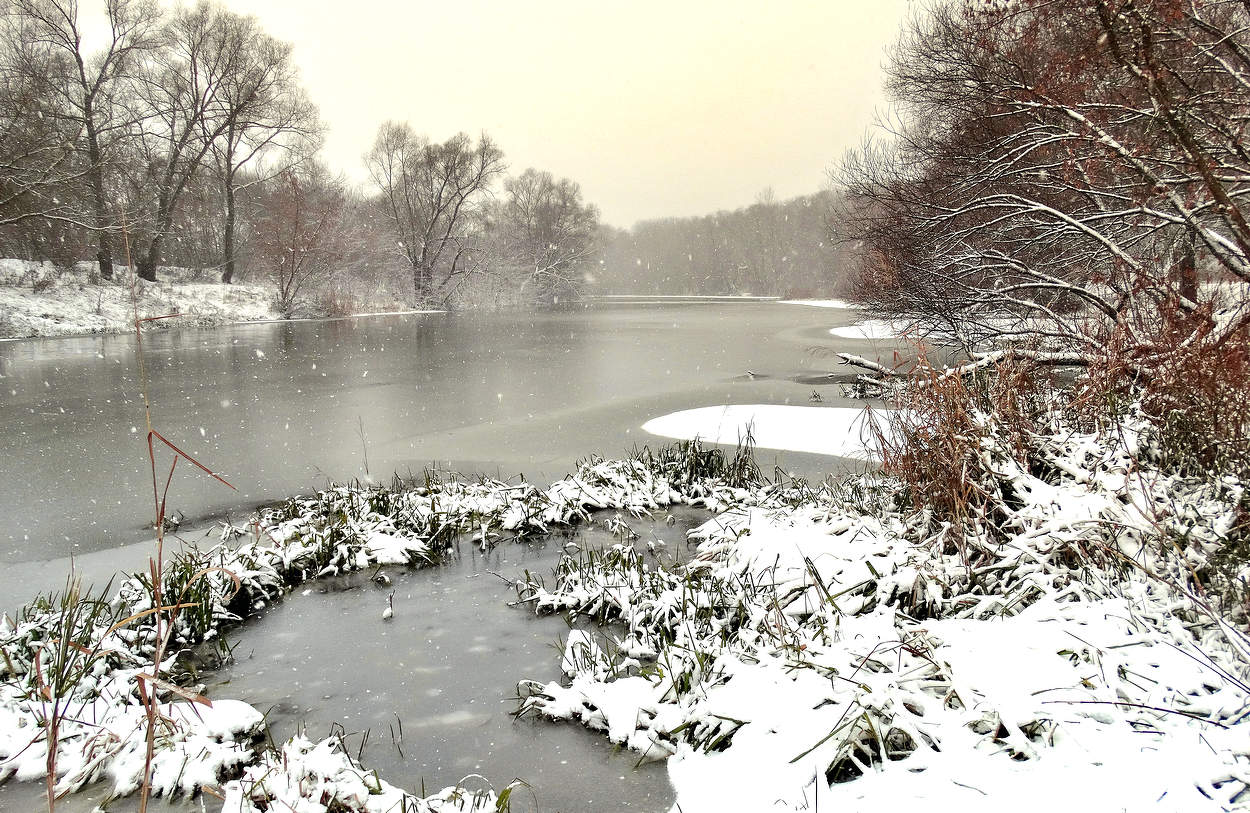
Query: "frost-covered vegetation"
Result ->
[[515, 372, 1250, 811], [0, 445, 759, 809], [3, 358, 1249, 810], [0, 260, 277, 339]]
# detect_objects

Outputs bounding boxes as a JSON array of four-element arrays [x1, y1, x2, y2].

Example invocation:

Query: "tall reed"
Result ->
[[121, 223, 236, 813]]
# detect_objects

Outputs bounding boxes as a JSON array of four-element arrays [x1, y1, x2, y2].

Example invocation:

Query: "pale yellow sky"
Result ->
[[219, 0, 910, 227]]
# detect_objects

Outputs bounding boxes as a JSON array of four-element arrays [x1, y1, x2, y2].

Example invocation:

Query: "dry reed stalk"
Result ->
[[119, 220, 235, 813]]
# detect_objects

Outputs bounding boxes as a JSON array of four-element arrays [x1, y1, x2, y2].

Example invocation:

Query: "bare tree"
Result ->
[[209, 15, 320, 284], [0, 15, 103, 248], [838, 0, 1250, 378], [7, 0, 162, 279], [498, 168, 599, 304], [365, 122, 505, 304], [250, 163, 347, 316], [127, 1, 296, 282]]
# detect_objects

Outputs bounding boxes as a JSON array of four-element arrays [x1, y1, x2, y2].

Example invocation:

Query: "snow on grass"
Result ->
[[0, 260, 276, 339], [223, 735, 504, 813], [828, 319, 908, 340], [0, 260, 434, 339], [642, 405, 886, 459], [0, 447, 760, 809], [516, 426, 1250, 811]]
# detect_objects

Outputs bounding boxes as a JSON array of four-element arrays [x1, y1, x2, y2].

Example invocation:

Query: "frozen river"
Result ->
[[0, 300, 892, 812], [0, 301, 874, 569]]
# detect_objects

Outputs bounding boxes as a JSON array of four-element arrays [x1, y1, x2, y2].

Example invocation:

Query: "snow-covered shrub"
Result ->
[[868, 356, 1053, 540], [1141, 323, 1250, 479]]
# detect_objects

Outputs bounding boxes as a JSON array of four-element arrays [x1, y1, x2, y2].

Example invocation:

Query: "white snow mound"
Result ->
[[829, 319, 907, 340], [642, 405, 886, 459]]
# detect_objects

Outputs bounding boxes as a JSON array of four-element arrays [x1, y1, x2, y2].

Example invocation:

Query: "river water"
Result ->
[[0, 301, 890, 812], [0, 301, 875, 569]]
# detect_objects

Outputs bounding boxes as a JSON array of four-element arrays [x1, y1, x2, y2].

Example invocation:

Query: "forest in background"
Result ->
[[597, 190, 852, 298], [0, 0, 846, 315]]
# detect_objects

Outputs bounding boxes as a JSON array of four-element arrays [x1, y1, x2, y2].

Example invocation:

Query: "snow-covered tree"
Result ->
[[840, 0, 1250, 376], [496, 168, 599, 304]]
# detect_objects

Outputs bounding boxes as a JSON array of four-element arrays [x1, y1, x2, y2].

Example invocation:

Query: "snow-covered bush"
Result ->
[[514, 375, 1250, 810]]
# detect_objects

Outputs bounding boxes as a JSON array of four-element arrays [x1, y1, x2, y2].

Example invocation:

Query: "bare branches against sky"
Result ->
[[209, 0, 908, 227]]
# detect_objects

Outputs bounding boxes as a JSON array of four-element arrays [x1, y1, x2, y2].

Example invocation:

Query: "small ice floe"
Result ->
[[643, 404, 890, 459], [828, 319, 906, 340]]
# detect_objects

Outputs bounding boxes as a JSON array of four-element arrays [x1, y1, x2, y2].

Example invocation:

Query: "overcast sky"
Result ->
[[218, 0, 909, 228]]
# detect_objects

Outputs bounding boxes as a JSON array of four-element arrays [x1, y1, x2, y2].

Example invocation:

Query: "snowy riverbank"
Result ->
[[0, 260, 277, 339], [0, 260, 428, 339], [518, 421, 1250, 812], [3, 411, 1248, 810]]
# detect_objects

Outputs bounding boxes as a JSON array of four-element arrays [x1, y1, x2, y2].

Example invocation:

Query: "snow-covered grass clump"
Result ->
[[0, 442, 762, 809], [223, 735, 508, 813], [516, 414, 1250, 811]]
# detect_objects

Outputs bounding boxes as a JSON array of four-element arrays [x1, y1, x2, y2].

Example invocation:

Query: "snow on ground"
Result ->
[[517, 426, 1250, 812], [642, 404, 886, 459], [828, 319, 908, 340], [779, 298, 859, 308], [0, 259, 277, 338], [0, 259, 432, 339]]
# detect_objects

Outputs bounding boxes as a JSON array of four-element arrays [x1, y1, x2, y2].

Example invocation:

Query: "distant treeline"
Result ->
[[595, 190, 850, 298], [0, 0, 602, 311], [0, 0, 849, 311]]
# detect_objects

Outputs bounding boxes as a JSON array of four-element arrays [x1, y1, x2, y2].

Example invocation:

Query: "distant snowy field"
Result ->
[[643, 404, 886, 459], [0, 259, 276, 339]]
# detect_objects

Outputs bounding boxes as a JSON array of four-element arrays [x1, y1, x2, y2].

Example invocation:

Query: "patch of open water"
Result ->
[[0, 509, 705, 812]]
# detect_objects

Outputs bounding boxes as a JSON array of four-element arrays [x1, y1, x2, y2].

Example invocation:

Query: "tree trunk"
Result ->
[[222, 177, 236, 284], [84, 117, 114, 281], [139, 193, 176, 282], [137, 241, 160, 282], [413, 263, 432, 303]]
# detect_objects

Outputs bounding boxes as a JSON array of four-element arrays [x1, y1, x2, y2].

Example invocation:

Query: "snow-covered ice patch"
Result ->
[[642, 405, 886, 459], [596, 294, 780, 301], [829, 319, 907, 340], [779, 298, 858, 309]]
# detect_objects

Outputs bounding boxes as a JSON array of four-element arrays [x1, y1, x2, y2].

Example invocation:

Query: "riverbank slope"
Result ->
[[0, 260, 429, 339]]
